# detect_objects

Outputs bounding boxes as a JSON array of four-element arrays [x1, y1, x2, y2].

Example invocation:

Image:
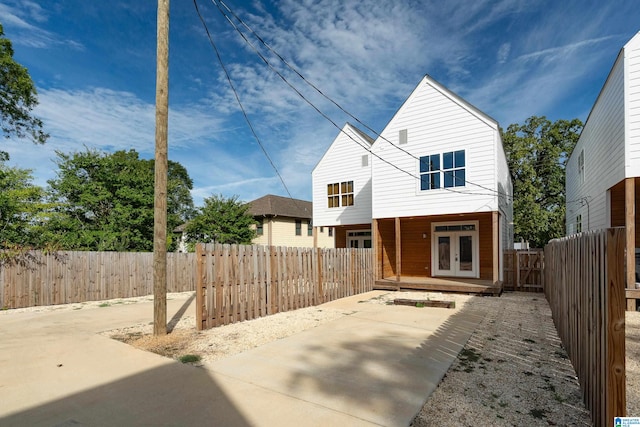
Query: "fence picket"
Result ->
[[544, 228, 626, 426]]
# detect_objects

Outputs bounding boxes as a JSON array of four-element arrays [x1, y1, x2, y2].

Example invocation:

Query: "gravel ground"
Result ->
[[4, 290, 638, 423]]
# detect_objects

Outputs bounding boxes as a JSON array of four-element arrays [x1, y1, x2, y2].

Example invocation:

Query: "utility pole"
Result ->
[[153, 0, 169, 336]]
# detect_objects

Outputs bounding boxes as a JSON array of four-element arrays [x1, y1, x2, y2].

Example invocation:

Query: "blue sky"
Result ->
[[1, 0, 639, 207]]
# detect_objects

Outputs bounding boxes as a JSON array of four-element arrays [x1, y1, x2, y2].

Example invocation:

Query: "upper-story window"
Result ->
[[443, 150, 465, 188], [307, 220, 313, 236], [578, 149, 585, 184], [256, 218, 263, 235], [327, 181, 354, 207], [576, 214, 582, 233], [419, 154, 440, 190], [295, 219, 302, 236], [419, 150, 465, 191]]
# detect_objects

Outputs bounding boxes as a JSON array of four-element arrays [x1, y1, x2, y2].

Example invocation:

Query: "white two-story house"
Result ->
[[313, 75, 513, 293], [565, 31, 640, 307], [312, 123, 374, 248]]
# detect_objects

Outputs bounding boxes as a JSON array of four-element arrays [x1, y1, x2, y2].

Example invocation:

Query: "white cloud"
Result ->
[[497, 43, 511, 64], [0, 1, 83, 49]]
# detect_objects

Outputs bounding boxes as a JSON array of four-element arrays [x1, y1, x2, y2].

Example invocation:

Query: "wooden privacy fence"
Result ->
[[544, 228, 626, 426], [196, 244, 374, 330], [503, 249, 544, 291], [0, 251, 196, 309]]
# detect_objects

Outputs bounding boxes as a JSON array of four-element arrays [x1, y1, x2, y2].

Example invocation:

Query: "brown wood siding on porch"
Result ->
[[334, 224, 372, 248], [609, 178, 640, 245], [377, 219, 397, 278], [376, 212, 495, 280]]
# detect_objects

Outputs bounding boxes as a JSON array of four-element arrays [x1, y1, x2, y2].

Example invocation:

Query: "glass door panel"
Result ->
[[437, 236, 451, 271], [458, 235, 473, 272]]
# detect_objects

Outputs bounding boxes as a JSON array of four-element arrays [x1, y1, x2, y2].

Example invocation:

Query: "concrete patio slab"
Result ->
[[0, 291, 488, 426]]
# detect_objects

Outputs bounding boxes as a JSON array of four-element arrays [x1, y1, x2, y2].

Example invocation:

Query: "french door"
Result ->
[[432, 222, 478, 278], [347, 230, 372, 248]]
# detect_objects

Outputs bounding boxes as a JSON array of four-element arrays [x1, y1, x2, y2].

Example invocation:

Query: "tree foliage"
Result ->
[[45, 149, 194, 251], [184, 194, 256, 246], [0, 23, 48, 159], [0, 160, 45, 246], [502, 116, 583, 248]]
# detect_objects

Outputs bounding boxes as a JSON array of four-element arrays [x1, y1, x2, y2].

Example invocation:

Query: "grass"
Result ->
[[98, 303, 110, 308], [529, 408, 546, 420], [179, 354, 201, 364]]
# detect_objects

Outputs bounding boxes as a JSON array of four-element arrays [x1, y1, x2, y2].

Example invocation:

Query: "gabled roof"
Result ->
[[312, 122, 373, 172], [247, 194, 312, 219], [371, 75, 499, 148]]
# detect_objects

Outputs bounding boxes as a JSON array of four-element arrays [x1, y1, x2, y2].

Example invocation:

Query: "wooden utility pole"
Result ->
[[153, 0, 169, 336]]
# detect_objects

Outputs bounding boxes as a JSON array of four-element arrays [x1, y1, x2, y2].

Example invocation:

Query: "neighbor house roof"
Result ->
[[247, 194, 312, 219]]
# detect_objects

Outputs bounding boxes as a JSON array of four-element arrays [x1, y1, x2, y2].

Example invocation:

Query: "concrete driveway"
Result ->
[[0, 291, 487, 426]]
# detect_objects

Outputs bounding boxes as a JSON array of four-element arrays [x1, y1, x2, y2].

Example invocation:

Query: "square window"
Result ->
[[442, 150, 465, 188]]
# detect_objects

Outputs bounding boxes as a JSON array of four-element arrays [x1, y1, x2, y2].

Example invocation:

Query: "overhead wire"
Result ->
[[193, 0, 303, 210], [203, 0, 515, 200], [211, 0, 515, 201]]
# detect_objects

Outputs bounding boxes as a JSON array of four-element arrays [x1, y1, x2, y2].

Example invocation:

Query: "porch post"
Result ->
[[372, 219, 379, 281], [395, 217, 401, 282], [492, 211, 499, 286], [625, 177, 635, 290], [313, 226, 318, 249]]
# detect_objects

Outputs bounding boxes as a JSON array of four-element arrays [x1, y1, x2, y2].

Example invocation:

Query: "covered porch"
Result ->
[[372, 212, 503, 296], [609, 177, 640, 310]]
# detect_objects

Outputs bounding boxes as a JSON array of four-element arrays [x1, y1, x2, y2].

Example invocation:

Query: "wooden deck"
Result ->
[[374, 276, 502, 296]]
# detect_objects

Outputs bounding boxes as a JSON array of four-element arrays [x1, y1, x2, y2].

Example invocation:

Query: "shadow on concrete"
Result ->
[[168, 293, 196, 333], [282, 297, 487, 425], [0, 361, 250, 427]]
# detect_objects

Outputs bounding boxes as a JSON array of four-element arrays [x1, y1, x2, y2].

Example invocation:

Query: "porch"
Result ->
[[609, 177, 640, 310], [374, 276, 501, 296]]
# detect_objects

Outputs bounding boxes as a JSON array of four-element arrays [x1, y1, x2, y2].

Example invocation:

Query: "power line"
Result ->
[[200, 0, 513, 202], [193, 0, 298, 207], [210, 0, 514, 201]]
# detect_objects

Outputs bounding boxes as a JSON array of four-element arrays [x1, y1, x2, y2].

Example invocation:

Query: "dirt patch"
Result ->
[[112, 329, 202, 362]]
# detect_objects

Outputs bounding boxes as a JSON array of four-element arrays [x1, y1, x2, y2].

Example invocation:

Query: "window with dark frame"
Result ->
[[576, 214, 582, 233], [419, 150, 465, 191], [295, 219, 301, 236], [443, 150, 465, 188], [419, 154, 440, 190], [328, 227, 333, 237], [307, 220, 313, 236], [256, 218, 263, 235]]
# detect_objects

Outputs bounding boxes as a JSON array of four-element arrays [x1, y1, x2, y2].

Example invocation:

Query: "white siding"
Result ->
[[312, 123, 373, 227], [566, 53, 626, 234], [496, 133, 514, 251], [626, 32, 640, 176], [371, 77, 500, 219]]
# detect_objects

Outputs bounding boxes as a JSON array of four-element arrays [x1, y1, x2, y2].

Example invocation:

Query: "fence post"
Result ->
[[605, 228, 626, 423], [195, 243, 204, 331], [317, 247, 324, 304]]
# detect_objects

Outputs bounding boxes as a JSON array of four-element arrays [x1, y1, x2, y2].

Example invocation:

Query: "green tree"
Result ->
[[502, 116, 583, 248], [184, 194, 256, 246], [0, 23, 48, 160], [0, 161, 45, 245], [45, 149, 194, 251]]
